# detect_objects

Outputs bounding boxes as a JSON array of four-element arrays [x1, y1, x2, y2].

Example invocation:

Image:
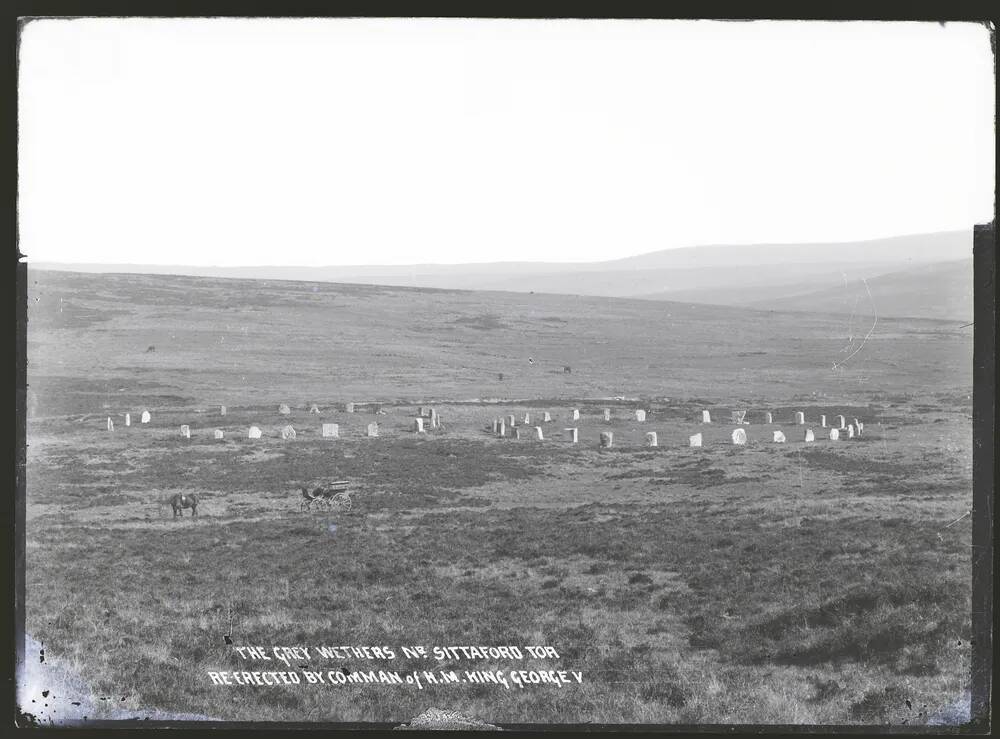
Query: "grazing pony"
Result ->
[[170, 493, 198, 517], [300, 486, 323, 511]]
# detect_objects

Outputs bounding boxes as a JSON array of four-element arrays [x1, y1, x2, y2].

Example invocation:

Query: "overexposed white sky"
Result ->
[[18, 18, 995, 266]]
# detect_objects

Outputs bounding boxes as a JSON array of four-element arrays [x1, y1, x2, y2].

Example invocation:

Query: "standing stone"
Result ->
[[829, 428, 840, 441], [281, 425, 296, 440], [805, 429, 815, 442], [508, 414, 516, 428], [564, 427, 578, 443], [636, 409, 647, 422], [600, 432, 613, 448], [322, 423, 339, 438], [773, 430, 786, 443], [820, 415, 827, 428], [180, 424, 190, 438], [430, 408, 438, 428], [572, 409, 580, 421], [604, 408, 611, 422], [701, 410, 711, 423], [534, 426, 544, 440], [523, 413, 530, 425], [125, 413, 131, 427], [346, 403, 355, 413], [309, 404, 320, 414], [857, 421, 864, 436], [414, 418, 425, 433], [491, 419, 499, 433], [141, 410, 151, 424], [214, 429, 224, 440], [543, 412, 552, 423], [795, 411, 805, 425], [836, 415, 846, 429], [645, 431, 658, 447], [514, 429, 521, 440], [221, 405, 227, 416], [278, 404, 290, 415], [107, 417, 114, 432], [847, 425, 855, 438], [689, 433, 702, 447], [765, 412, 773, 424], [248, 426, 262, 439], [367, 423, 379, 438], [498, 420, 506, 437], [731, 428, 747, 445]]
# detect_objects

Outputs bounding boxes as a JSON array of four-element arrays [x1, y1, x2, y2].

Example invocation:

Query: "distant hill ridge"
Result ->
[[31, 230, 972, 320]]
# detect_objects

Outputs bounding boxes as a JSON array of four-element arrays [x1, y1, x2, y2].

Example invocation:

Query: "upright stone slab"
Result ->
[[248, 426, 262, 439], [367, 423, 379, 437], [498, 420, 506, 437], [837, 415, 846, 429], [572, 409, 580, 421], [795, 411, 805, 424], [543, 412, 552, 423], [414, 418, 425, 433], [804, 429, 815, 442], [514, 429, 521, 440], [107, 417, 114, 432], [604, 408, 611, 422], [829, 428, 840, 441], [125, 413, 131, 427], [773, 430, 786, 443], [220, 405, 227, 416], [278, 404, 290, 415], [214, 429, 224, 440], [430, 409, 438, 428], [701, 410, 711, 423], [820, 415, 827, 428], [847, 425, 855, 438], [857, 421, 864, 436], [765, 412, 773, 424], [141, 410, 151, 424], [491, 419, 499, 433], [645, 431, 658, 447], [731, 428, 747, 445], [636, 410, 647, 422], [600, 432, 613, 448], [534, 426, 544, 440], [322, 423, 339, 438], [523, 413, 530, 425], [180, 424, 190, 438], [508, 414, 516, 427], [689, 433, 703, 447], [281, 425, 296, 440], [564, 428, 578, 443], [346, 403, 355, 413]]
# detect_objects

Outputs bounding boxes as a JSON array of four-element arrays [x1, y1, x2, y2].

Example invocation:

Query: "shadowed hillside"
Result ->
[[742, 259, 974, 322]]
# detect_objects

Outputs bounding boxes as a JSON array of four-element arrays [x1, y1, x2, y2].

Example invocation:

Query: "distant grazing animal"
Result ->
[[145, 345, 156, 353], [563, 365, 571, 374], [170, 493, 198, 517]]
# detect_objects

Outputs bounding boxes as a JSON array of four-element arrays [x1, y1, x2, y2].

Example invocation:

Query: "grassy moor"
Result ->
[[23, 269, 973, 725]]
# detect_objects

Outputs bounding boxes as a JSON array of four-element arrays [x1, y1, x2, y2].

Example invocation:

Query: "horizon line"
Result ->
[[22, 228, 973, 271]]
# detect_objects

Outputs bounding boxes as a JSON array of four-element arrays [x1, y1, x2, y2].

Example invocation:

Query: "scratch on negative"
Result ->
[[833, 278, 877, 370]]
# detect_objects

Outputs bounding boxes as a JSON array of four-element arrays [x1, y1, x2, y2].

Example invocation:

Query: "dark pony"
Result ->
[[170, 493, 198, 517]]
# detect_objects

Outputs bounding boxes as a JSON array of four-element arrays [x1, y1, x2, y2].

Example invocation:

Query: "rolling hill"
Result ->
[[30, 231, 972, 320]]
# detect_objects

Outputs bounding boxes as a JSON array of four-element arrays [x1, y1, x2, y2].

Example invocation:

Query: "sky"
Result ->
[[17, 18, 995, 267]]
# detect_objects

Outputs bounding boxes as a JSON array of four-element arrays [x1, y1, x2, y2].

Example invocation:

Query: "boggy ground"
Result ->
[[24, 393, 973, 726]]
